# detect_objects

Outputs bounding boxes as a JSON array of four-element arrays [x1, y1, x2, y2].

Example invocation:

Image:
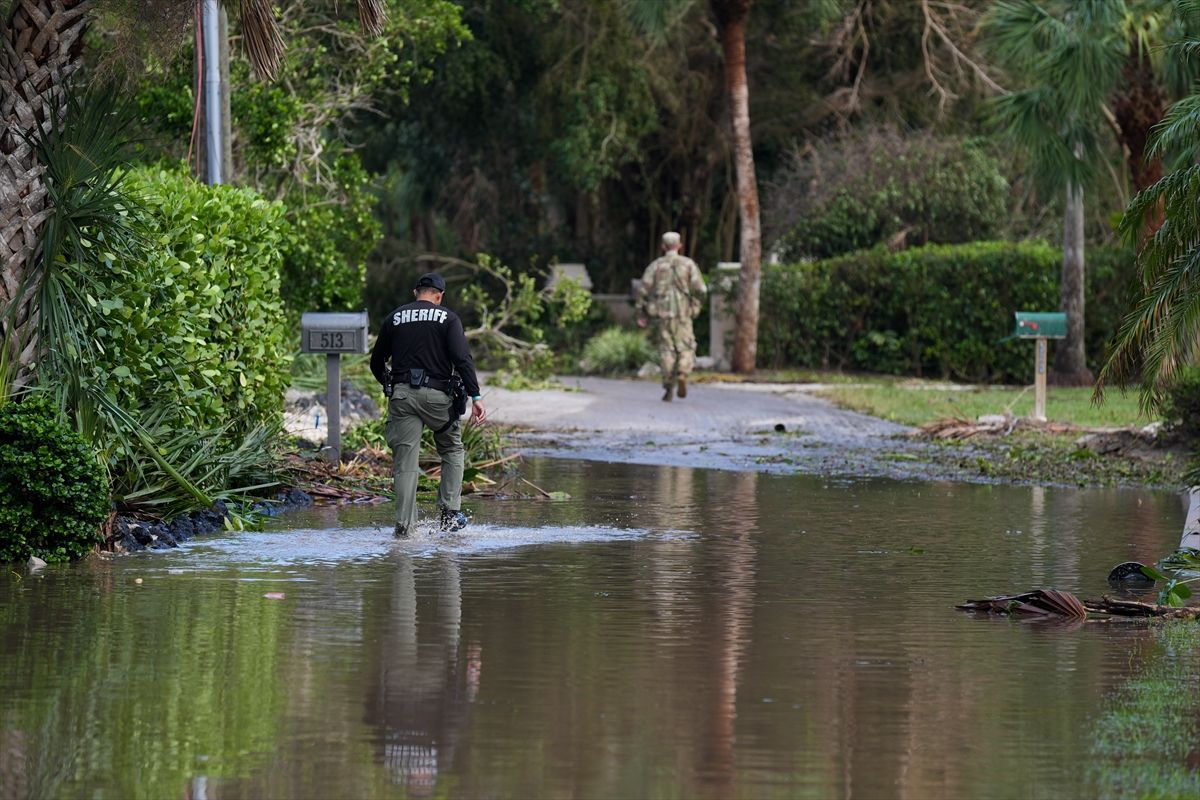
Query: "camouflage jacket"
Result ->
[[637, 253, 707, 320]]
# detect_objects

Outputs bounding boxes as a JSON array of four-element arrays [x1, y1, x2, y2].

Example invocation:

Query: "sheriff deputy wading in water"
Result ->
[[371, 272, 486, 538]]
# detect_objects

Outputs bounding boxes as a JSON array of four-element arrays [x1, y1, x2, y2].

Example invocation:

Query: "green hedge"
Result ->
[[758, 241, 1136, 383], [94, 168, 291, 437]]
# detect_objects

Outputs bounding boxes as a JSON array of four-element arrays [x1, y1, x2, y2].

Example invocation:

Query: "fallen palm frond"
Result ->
[[958, 588, 1089, 619], [959, 589, 1200, 621]]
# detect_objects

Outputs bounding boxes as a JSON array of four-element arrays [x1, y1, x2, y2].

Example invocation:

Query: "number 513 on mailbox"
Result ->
[[300, 311, 369, 354]]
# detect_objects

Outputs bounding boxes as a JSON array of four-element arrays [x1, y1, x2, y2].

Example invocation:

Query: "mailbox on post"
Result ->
[[300, 311, 369, 463], [1009, 311, 1067, 422], [1012, 312, 1068, 341]]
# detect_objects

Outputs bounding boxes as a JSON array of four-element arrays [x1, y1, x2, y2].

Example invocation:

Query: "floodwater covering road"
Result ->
[[484, 375, 922, 478], [0, 455, 1191, 799]]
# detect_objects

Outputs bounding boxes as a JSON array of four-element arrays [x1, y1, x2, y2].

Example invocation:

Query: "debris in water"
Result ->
[[263, 592, 286, 600], [1106, 561, 1154, 586], [957, 589, 1087, 619], [134, 578, 143, 585], [959, 589, 1200, 621]]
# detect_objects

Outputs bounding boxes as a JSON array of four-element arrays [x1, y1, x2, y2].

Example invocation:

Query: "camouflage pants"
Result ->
[[654, 316, 696, 387]]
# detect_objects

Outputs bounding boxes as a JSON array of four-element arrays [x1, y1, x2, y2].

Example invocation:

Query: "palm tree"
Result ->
[[1100, 58, 1200, 409], [0, 0, 385, 389], [983, 0, 1128, 387], [0, 0, 94, 390]]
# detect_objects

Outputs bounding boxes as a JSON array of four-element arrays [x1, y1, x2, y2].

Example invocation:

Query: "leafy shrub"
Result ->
[[759, 241, 1136, 383], [578, 327, 653, 375], [0, 397, 109, 563], [766, 128, 1009, 260], [1162, 368, 1200, 448], [103, 168, 292, 440], [278, 154, 379, 320]]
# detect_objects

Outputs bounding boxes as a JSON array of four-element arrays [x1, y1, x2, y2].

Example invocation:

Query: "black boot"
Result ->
[[393, 523, 409, 539], [440, 506, 468, 532]]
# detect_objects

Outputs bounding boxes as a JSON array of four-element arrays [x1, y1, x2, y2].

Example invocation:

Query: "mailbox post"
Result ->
[[1010, 312, 1067, 422], [300, 311, 369, 463]]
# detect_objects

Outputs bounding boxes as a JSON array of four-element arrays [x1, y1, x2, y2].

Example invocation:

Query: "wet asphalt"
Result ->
[[481, 376, 928, 479]]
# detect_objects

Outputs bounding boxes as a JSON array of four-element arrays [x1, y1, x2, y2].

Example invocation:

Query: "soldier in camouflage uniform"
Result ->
[[637, 232, 707, 402]]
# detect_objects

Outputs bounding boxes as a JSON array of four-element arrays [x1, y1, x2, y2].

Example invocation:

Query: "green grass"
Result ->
[[812, 380, 1153, 428], [694, 368, 891, 385]]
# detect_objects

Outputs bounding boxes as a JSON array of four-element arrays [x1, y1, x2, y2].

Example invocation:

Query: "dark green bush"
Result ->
[[759, 241, 1137, 383], [1161, 368, 1200, 448], [766, 128, 1010, 260], [0, 398, 109, 563]]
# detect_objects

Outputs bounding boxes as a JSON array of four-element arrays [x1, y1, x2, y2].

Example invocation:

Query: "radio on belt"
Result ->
[[300, 311, 369, 463]]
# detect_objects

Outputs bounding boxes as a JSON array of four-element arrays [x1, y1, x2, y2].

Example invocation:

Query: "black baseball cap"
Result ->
[[414, 272, 446, 292]]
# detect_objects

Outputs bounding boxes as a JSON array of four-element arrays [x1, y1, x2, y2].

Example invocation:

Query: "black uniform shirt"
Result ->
[[370, 300, 481, 397]]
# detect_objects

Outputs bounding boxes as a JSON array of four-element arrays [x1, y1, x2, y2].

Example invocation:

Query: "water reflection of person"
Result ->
[[364, 554, 481, 796]]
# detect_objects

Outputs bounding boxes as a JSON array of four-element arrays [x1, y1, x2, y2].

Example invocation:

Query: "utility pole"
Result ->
[[202, 0, 224, 185]]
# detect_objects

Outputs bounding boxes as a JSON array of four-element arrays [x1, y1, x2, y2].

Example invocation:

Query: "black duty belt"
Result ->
[[395, 369, 452, 393]]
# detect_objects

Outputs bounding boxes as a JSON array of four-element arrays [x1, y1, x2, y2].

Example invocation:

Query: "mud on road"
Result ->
[[480, 376, 1184, 489]]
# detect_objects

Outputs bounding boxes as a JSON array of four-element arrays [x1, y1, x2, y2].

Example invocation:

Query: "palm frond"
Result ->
[[982, 0, 1126, 196], [240, 0, 283, 80], [356, 0, 387, 37], [1100, 163, 1200, 409], [624, 0, 691, 41], [983, 1, 1067, 68]]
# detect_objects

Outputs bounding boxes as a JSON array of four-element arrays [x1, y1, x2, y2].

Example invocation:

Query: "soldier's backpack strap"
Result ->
[[670, 253, 702, 318]]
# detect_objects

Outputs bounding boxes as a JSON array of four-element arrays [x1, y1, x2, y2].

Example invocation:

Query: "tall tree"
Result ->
[[710, 0, 762, 373], [983, 0, 1127, 386]]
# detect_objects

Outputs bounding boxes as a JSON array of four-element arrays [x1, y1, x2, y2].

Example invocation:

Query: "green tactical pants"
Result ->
[[654, 316, 697, 388], [385, 384, 464, 531]]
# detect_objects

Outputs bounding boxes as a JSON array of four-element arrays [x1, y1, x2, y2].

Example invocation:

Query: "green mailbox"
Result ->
[[1013, 311, 1067, 340], [1008, 311, 1067, 422]]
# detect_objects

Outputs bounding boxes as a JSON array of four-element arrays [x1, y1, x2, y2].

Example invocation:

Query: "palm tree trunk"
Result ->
[[0, 0, 93, 388], [713, 0, 761, 374], [1053, 179, 1092, 386]]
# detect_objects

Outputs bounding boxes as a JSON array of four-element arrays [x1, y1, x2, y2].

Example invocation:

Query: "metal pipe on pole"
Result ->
[[202, 0, 224, 185]]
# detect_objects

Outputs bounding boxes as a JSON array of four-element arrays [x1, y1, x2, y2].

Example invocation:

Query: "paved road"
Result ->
[[481, 376, 918, 476], [483, 376, 907, 439]]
